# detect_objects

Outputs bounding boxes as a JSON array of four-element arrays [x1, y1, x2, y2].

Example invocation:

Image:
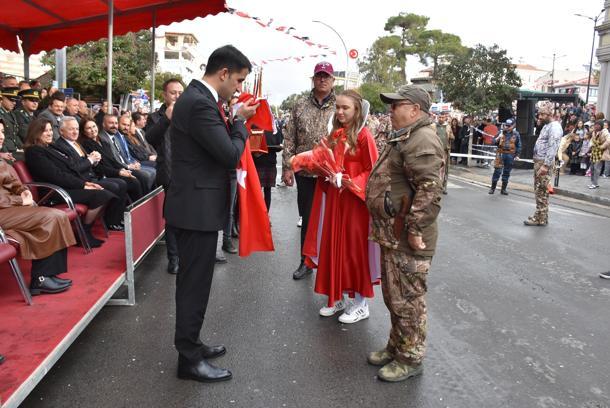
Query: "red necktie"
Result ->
[[217, 101, 229, 130]]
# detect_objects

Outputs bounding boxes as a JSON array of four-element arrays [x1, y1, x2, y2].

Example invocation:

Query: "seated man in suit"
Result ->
[[52, 116, 127, 230], [37, 91, 65, 141], [99, 114, 155, 194], [117, 114, 156, 175]]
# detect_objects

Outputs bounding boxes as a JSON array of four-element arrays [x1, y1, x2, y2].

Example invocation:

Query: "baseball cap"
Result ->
[[314, 61, 334, 76], [380, 85, 431, 113], [504, 118, 515, 126]]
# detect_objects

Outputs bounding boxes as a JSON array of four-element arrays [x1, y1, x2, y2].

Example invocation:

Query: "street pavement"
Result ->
[[20, 178, 610, 408]]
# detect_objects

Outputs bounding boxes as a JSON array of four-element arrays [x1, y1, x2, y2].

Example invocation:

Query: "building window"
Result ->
[[182, 51, 193, 61], [164, 51, 179, 60], [165, 35, 179, 50]]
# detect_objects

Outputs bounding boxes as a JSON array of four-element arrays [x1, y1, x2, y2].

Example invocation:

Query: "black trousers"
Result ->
[[174, 228, 218, 362], [162, 184, 178, 262], [31, 248, 68, 279], [97, 178, 127, 225], [132, 169, 154, 194], [295, 174, 317, 261], [121, 175, 143, 202]]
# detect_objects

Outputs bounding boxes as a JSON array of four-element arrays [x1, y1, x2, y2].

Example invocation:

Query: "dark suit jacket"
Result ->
[[24, 145, 87, 189], [52, 137, 98, 180], [145, 104, 171, 186], [80, 138, 123, 178], [164, 80, 248, 231]]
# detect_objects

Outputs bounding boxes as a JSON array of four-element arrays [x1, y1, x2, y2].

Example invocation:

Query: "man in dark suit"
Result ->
[[164, 45, 258, 383]]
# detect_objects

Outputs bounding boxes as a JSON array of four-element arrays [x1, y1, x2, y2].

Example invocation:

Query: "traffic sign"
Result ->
[[349, 49, 358, 59]]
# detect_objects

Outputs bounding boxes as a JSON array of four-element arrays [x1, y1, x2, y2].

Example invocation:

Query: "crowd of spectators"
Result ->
[[0, 74, 169, 297]]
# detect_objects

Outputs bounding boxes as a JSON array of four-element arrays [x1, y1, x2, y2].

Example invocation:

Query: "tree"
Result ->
[[358, 82, 393, 114], [358, 36, 404, 88], [383, 13, 430, 81], [280, 90, 310, 112], [416, 30, 466, 79], [439, 44, 522, 115], [41, 30, 152, 100]]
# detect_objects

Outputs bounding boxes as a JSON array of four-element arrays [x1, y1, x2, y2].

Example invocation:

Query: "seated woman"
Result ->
[[126, 118, 156, 167], [24, 118, 115, 248], [78, 117, 143, 202], [1, 119, 76, 295]]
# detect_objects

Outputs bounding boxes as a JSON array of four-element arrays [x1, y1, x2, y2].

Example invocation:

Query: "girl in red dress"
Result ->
[[303, 89, 379, 324]]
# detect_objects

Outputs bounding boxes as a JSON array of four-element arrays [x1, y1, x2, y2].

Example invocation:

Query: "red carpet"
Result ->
[[0, 230, 126, 405]]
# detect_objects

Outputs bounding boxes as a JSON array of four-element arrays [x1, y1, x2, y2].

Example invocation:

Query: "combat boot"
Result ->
[[367, 349, 393, 366], [488, 181, 497, 194], [377, 360, 423, 382], [500, 182, 509, 195]]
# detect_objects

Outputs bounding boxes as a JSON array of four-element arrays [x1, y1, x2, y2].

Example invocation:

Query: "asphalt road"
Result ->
[[21, 178, 610, 408]]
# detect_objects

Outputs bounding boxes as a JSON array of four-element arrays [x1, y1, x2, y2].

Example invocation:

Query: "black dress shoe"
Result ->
[[201, 344, 226, 359], [293, 263, 313, 280], [167, 258, 179, 275], [51, 276, 72, 285], [30, 276, 70, 295], [109, 224, 125, 232], [0, 354, 5, 365], [222, 240, 238, 254], [177, 356, 232, 383]]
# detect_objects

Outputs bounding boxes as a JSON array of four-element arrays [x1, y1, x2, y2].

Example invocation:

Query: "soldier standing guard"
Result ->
[[434, 110, 454, 194], [365, 85, 444, 382], [15, 89, 40, 146], [524, 101, 563, 226], [0, 87, 23, 160], [488, 118, 521, 195]]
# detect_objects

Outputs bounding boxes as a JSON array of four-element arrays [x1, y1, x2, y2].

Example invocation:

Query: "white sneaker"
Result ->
[[319, 300, 346, 317], [297, 216, 303, 228], [588, 184, 600, 189], [338, 302, 369, 324]]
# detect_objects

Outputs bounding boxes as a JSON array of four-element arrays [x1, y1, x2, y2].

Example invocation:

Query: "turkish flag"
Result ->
[[237, 139, 275, 256], [236, 93, 274, 132]]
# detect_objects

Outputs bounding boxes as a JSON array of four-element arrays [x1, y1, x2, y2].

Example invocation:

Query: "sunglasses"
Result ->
[[390, 101, 415, 110]]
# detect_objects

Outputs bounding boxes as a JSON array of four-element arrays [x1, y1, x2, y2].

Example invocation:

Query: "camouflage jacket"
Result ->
[[432, 122, 454, 151], [0, 107, 22, 153], [282, 90, 336, 171], [366, 115, 444, 258]]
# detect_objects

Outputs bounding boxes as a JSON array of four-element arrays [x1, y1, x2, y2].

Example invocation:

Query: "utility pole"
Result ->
[[575, 9, 606, 104], [544, 53, 566, 92]]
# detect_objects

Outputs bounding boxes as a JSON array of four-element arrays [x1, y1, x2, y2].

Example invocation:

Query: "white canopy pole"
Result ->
[[150, 10, 157, 111], [106, 0, 114, 114]]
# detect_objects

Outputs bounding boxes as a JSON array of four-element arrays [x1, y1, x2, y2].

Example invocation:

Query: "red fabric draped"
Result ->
[[302, 127, 379, 306], [237, 140, 274, 257]]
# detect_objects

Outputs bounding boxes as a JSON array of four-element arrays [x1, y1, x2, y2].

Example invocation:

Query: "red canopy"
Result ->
[[0, 0, 226, 54]]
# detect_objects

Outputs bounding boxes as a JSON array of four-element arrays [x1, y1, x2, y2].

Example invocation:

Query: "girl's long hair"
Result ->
[[328, 89, 364, 153]]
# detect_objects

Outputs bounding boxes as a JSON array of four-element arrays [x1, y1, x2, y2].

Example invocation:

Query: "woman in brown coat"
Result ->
[[0, 119, 76, 295]]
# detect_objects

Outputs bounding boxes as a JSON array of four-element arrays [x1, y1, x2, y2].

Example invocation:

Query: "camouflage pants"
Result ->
[[533, 160, 553, 223], [380, 247, 430, 366], [442, 149, 450, 192]]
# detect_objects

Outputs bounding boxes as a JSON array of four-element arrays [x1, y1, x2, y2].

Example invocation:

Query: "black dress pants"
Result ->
[[174, 228, 218, 362], [295, 174, 317, 262], [121, 175, 143, 202], [31, 248, 68, 279], [97, 178, 127, 225]]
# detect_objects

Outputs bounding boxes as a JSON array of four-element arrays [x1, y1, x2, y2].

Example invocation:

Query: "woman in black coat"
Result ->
[[24, 118, 114, 247], [78, 117, 143, 201]]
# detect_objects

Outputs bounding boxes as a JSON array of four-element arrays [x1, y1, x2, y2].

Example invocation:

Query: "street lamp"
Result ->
[[574, 9, 605, 105], [312, 19, 350, 89]]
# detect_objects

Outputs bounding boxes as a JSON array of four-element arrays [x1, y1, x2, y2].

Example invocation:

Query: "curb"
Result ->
[[450, 170, 610, 207]]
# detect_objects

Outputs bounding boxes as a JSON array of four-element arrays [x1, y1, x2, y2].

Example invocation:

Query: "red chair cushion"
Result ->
[[0, 242, 18, 262], [54, 206, 79, 221]]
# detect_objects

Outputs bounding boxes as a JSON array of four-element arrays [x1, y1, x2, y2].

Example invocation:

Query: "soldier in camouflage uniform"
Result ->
[[374, 113, 392, 153], [365, 85, 444, 382], [524, 101, 563, 226], [434, 111, 454, 194], [282, 61, 336, 280], [0, 87, 23, 160], [15, 88, 40, 147], [488, 118, 521, 195]]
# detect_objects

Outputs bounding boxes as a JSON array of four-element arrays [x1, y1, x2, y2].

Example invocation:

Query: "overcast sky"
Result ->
[[160, 0, 604, 105]]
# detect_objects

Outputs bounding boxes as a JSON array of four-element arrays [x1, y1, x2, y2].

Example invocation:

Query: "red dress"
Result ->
[[303, 127, 379, 307]]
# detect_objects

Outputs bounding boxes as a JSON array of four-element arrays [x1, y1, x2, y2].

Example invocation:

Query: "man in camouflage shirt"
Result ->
[[524, 101, 563, 226], [282, 61, 336, 280], [365, 85, 444, 382]]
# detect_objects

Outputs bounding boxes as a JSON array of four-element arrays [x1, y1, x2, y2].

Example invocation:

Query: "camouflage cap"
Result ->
[[380, 85, 431, 113], [538, 101, 555, 115]]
